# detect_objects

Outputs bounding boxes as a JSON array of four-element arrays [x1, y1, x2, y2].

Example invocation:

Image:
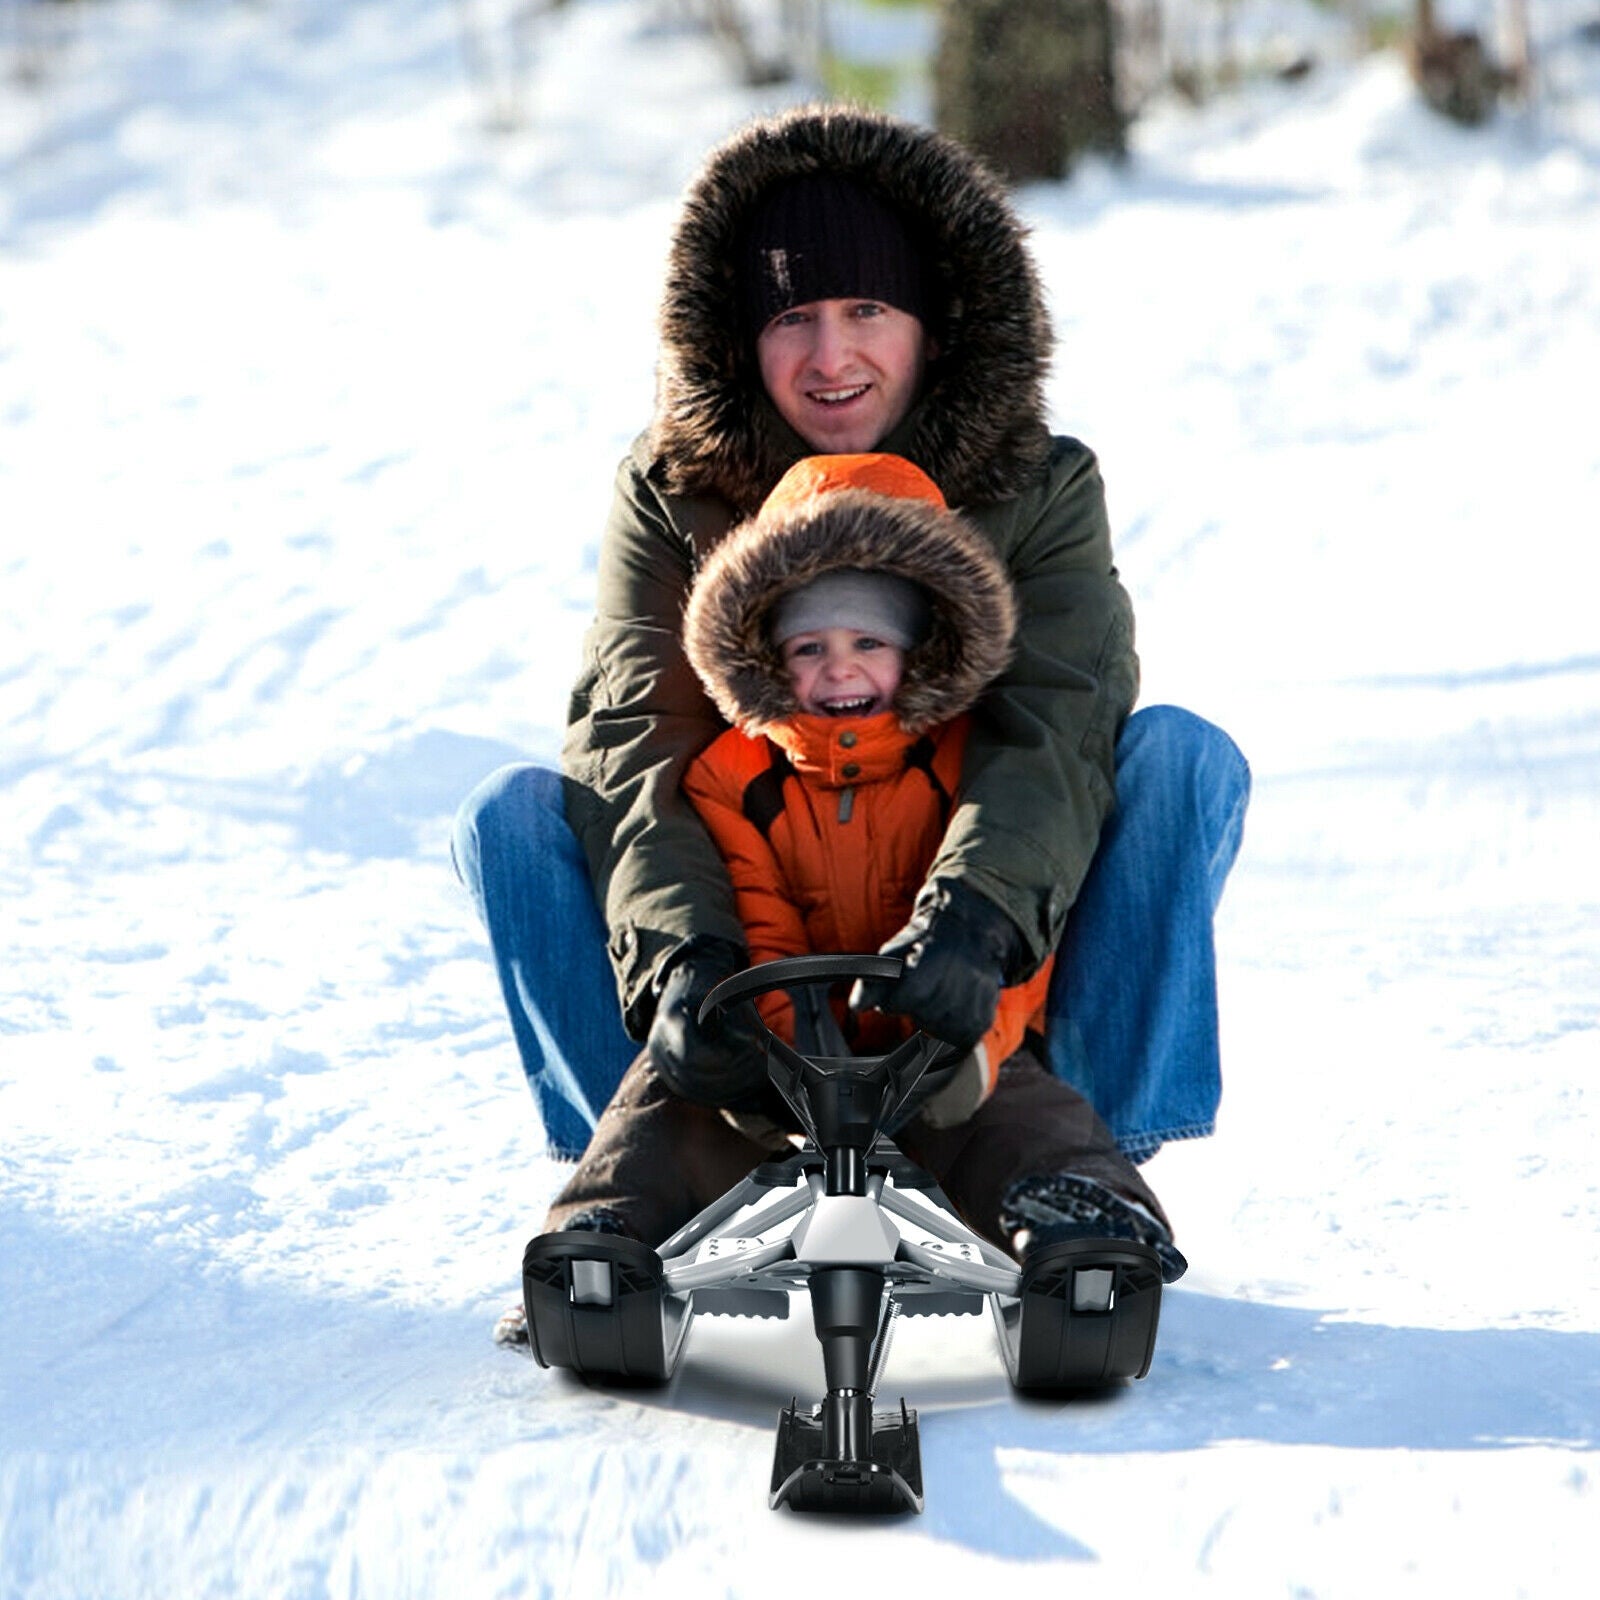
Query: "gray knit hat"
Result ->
[[770, 568, 932, 650]]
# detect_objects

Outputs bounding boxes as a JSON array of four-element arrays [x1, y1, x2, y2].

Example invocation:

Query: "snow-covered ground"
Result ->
[[3, 1, 1597, 1593]]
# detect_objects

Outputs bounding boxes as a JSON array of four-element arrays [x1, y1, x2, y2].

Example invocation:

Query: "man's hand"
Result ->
[[646, 937, 767, 1107], [849, 880, 1025, 1055]]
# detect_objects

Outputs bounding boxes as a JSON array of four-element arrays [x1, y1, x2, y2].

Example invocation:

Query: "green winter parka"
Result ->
[[560, 106, 1138, 1035]]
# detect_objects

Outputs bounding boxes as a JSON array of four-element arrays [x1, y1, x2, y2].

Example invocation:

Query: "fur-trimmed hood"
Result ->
[[651, 104, 1053, 516], [683, 484, 1018, 738]]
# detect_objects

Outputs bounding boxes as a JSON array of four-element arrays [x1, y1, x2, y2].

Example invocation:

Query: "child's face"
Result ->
[[782, 627, 905, 718]]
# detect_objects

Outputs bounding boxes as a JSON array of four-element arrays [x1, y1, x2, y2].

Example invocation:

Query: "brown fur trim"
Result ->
[[651, 105, 1052, 516], [683, 490, 1017, 736]]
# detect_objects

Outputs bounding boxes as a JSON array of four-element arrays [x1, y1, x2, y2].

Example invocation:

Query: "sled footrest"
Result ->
[[769, 1396, 923, 1514], [995, 1236, 1164, 1389], [522, 1231, 690, 1383]]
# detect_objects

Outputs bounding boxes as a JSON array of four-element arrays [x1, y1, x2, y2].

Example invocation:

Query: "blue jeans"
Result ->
[[451, 705, 1249, 1161]]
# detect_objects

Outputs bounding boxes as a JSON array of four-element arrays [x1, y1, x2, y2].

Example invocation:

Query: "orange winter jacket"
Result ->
[[683, 707, 1053, 1099]]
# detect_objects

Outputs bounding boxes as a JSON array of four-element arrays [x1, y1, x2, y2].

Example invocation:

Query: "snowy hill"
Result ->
[[2, 1, 1598, 1594]]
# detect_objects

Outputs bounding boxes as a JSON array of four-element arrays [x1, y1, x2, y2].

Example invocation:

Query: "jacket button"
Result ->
[[838, 730, 858, 748], [842, 762, 861, 780]]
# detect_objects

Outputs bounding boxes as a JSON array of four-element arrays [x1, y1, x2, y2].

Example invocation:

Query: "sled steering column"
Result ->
[[701, 954, 946, 1513]]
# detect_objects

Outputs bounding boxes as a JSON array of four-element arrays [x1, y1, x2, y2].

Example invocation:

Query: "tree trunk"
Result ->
[[933, 0, 1125, 183], [1407, 0, 1502, 126]]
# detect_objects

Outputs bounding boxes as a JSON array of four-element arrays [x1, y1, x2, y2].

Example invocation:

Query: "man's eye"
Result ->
[[850, 301, 886, 318]]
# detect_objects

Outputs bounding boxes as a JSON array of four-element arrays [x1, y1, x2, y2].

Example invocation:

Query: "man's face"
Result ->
[[756, 299, 929, 454]]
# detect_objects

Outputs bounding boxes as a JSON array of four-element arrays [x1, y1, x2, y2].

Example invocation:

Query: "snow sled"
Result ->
[[521, 954, 1164, 1515]]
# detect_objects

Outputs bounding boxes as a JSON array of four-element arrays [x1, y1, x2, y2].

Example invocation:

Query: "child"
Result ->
[[531, 453, 1185, 1300]]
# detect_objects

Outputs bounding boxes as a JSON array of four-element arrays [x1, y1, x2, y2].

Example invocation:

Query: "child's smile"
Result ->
[[781, 627, 905, 719]]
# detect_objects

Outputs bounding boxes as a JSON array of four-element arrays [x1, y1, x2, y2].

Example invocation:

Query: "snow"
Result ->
[[2, 0, 1598, 1594]]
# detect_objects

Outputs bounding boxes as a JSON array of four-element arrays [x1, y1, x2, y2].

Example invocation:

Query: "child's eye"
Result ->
[[849, 301, 886, 319]]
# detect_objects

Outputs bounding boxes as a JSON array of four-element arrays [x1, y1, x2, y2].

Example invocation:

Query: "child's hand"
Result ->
[[850, 880, 1023, 1054], [646, 937, 768, 1108]]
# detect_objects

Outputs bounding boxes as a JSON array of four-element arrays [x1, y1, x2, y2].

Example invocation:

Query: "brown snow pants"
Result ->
[[542, 1043, 1169, 1255]]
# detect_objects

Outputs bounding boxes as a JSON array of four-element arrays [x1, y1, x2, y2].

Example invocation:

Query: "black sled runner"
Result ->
[[521, 955, 1165, 1514]]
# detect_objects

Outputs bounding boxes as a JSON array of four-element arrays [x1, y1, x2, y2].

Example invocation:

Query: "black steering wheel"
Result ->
[[700, 953, 951, 1153], [697, 952, 902, 1033]]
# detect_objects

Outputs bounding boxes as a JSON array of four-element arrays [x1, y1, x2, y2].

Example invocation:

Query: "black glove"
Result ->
[[849, 880, 1026, 1056], [646, 937, 767, 1108]]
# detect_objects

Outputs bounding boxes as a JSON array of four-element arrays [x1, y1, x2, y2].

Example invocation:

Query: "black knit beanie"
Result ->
[[741, 172, 931, 334]]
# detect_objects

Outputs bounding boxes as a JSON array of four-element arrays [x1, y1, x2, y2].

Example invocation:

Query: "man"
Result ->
[[453, 105, 1249, 1169]]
